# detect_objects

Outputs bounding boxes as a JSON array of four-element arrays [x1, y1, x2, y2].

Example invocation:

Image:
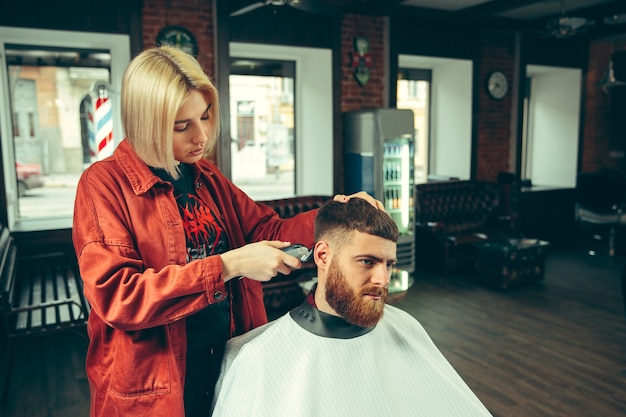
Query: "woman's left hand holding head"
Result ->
[[333, 191, 385, 211]]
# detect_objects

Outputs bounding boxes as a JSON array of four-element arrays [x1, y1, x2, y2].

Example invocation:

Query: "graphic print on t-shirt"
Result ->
[[179, 193, 227, 261]]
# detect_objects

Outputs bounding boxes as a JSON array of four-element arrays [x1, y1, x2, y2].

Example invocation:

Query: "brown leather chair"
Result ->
[[414, 180, 513, 275]]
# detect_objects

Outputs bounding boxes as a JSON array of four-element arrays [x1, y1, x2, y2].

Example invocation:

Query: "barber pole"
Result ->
[[81, 83, 114, 163], [92, 85, 114, 160]]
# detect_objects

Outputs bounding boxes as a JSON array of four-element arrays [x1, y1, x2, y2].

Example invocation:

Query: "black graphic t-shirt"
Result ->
[[151, 163, 230, 354]]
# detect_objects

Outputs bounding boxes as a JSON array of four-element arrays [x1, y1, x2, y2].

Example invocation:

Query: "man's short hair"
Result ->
[[314, 198, 399, 247]]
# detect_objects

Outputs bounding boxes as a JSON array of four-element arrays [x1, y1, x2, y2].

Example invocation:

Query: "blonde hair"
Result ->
[[121, 46, 220, 178]]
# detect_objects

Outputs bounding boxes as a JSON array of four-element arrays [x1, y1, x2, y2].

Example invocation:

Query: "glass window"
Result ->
[[398, 55, 472, 181], [8, 50, 110, 218], [397, 68, 431, 184], [229, 58, 296, 200], [229, 42, 333, 198], [0, 28, 130, 230]]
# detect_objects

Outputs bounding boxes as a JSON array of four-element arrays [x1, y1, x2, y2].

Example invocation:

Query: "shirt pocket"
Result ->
[[109, 326, 172, 397]]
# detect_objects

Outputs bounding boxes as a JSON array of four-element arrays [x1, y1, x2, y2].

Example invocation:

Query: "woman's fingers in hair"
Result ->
[[333, 191, 385, 211]]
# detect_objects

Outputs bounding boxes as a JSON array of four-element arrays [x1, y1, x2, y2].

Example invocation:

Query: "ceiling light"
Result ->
[[544, 0, 591, 38], [546, 16, 588, 38]]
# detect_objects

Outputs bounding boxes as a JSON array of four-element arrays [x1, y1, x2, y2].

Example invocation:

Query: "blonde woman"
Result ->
[[72, 46, 381, 417]]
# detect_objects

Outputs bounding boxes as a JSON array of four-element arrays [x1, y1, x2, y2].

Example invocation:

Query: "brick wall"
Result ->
[[141, 0, 215, 78], [340, 14, 385, 112], [476, 32, 515, 182], [583, 41, 626, 174]]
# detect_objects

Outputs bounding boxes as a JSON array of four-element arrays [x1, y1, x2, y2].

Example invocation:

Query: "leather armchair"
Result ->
[[414, 180, 514, 275]]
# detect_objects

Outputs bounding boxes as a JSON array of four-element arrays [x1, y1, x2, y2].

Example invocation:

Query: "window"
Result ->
[[397, 68, 431, 184], [0, 27, 130, 230], [230, 59, 296, 199], [522, 65, 581, 188], [228, 43, 333, 199], [398, 55, 473, 181]]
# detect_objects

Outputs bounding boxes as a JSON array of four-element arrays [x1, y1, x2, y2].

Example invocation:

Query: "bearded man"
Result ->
[[211, 198, 492, 417]]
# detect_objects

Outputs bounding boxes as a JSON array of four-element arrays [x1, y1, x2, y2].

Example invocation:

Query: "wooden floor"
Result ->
[[396, 246, 626, 417], [1, 244, 625, 417]]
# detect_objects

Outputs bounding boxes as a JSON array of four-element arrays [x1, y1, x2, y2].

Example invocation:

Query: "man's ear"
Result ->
[[313, 241, 331, 271]]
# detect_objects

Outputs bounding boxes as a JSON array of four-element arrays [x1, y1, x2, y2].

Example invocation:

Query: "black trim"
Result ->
[[289, 294, 375, 339]]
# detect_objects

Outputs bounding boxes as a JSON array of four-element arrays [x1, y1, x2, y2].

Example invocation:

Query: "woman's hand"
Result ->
[[333, 191, 385, 210], [220, 240, 303, 282]]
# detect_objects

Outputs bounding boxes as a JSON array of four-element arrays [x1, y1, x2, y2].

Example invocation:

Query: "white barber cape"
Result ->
[[211, 300, 492, 417]]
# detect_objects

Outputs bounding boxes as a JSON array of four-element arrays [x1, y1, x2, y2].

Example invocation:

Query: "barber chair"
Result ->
[[575, 171, 626, 256]]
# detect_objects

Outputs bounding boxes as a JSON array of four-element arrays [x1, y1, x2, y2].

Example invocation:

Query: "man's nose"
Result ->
[[371, 264, 391, 286]]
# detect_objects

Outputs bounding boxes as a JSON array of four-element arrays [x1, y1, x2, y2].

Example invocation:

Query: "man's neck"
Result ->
[[313, 282, 341, 317]]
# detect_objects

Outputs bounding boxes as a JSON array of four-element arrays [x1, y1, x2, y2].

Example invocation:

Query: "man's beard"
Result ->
[[324, 259, 387, 327]]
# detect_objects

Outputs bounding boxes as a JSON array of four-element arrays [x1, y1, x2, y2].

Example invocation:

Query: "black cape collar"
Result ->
[[289, 295, 375, 339]]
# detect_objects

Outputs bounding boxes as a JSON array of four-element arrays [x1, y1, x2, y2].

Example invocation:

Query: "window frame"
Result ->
[[522, 65, 582, 188], [0, 27, 130, 231], [398, 55, 473, 181], [228, 43, 333, 197], [229, 57, 297, 198]]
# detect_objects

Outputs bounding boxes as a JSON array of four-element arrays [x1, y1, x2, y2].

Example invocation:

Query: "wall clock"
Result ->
[[156, 25, 198, 57], [487, 70, 508, 100]]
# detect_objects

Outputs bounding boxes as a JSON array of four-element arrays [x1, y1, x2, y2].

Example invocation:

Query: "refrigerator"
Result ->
[[343, 108, 416, 274]]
